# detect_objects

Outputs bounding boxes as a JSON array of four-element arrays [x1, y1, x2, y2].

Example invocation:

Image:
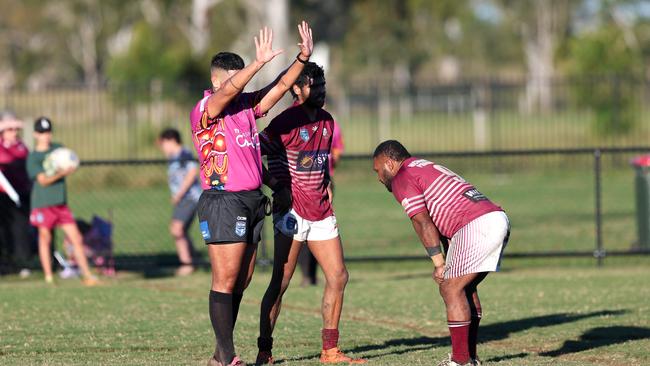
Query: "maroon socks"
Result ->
[[322, 328, 339, 350], [448, 320, 471, 364]]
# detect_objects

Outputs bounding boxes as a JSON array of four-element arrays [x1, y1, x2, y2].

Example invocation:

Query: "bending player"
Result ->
[[372, 140, 509, 366], [190, 22, 313, 366], [255, 62, 366, 365]]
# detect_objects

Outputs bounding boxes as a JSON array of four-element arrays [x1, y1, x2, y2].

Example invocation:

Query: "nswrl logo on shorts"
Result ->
[[285, 215, 297, 232], [200, 221, 211, 240], [235, 220, 247, 237]]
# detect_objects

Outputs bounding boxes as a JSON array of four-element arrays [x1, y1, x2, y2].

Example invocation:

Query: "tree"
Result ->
[[568, 17, 644, 136], [496, 0, 578, 113]]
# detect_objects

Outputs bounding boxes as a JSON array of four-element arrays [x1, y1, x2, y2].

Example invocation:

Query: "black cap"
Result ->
[[34, 117, 52, 133]]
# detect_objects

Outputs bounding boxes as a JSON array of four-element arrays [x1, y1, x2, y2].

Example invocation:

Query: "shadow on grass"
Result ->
[[484, 352, 530, 362], [273, 309, 627, 363], [540, 326, 650, 357], [112, 253, 206, 278]]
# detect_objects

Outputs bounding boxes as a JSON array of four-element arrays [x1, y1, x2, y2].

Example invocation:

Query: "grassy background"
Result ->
[[1, 261, 649, 365], [59, 156, 639, 261]]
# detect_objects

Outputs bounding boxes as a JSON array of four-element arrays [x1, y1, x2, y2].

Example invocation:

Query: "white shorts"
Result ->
[[273, 209, 339, 242], [444, 211, 510, 279]]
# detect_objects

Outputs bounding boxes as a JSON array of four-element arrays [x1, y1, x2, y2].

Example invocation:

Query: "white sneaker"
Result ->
[[59, 267, 80, 279], [437, 354, 473, 366], [19, 268, 31, 278]]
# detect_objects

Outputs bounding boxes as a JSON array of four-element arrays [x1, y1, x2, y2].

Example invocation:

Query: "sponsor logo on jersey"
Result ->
[[299, 128, 310, 142], [463, 188, 487, 202], [236, 216, 247, 221], [312, 125, 318, 132], [235, 220, 247, 237], [296, 150, 329, 171], [235, 129, 260, 148], [323, 128, 328, 137], [200, 221, 211, 240]]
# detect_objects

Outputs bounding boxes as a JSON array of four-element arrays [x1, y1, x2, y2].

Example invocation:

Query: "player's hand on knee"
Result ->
[[433, 266, 445, 285]]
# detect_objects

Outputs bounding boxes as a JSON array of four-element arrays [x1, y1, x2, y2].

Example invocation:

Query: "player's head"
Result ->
[[373, 140, 411, 192], [0, 110, 23, 143], [33, 117, 53, 146], [290, 62, 326, 108], [210, 52, 245, 91], [158, 128, 182, 157]]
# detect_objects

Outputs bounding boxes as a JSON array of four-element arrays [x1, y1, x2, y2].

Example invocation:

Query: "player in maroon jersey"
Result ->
[[373, 140, 509, 366], [255, 62, 366, 364]]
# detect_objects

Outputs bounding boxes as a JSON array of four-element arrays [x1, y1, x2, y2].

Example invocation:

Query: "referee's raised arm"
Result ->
[[205, 26, 283, 119], [256, 21, 314, 115]]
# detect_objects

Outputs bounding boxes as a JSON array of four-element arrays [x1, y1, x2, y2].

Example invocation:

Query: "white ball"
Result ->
[[43, 147, 80, 176]]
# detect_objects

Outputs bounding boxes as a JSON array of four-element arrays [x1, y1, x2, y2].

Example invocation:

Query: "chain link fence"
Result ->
[[2, 76, 650, 272]]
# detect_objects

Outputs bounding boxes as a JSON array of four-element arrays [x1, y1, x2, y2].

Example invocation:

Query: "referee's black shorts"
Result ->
[[197, 189, 268, 245]]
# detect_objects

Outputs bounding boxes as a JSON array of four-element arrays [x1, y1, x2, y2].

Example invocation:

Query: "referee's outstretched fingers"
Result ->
[[255, 26, 283, 64], [297, 20, 313, 58]]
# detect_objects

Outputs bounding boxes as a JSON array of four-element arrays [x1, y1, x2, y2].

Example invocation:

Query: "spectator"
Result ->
[[0, 111, 33, 275], [158, 128, 201, 276], [26, 117, 98, 285]]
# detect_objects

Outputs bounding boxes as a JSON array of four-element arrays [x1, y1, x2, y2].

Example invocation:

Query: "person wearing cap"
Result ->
[[0, 111, 33, 274], [26, 117, 98, 286]]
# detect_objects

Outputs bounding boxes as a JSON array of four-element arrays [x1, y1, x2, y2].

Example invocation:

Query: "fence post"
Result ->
[[594, 148, 605, 266], [378, 88, 391, 143], [472, 82, 489, 150]]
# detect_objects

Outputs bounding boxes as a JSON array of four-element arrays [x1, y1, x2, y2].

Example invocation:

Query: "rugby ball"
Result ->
[[43, 147, 80, 176]]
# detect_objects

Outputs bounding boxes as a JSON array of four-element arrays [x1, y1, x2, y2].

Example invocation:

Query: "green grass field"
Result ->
[[1, 260, 649, 365], [3, 142, 646, 365]]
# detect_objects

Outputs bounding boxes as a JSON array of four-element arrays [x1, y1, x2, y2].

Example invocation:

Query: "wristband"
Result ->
[[425, 246, 442, 257], [296, 53, 309, 64]]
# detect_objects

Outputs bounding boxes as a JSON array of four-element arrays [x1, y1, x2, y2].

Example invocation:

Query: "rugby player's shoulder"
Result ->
[[319, 108, 334, 121]]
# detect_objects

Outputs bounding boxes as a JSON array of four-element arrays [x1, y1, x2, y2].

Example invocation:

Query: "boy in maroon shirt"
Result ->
[[256, 63, 366, 364]]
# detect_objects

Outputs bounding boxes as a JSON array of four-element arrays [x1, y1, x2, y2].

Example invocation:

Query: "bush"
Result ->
[[568, 26, 643, 136]]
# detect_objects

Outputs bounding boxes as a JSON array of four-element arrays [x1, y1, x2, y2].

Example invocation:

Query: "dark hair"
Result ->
[[289, 62, 325, 98], [211, 52, 245, 72], [373, 140, 411, 161], [159, 128, 181, 143]]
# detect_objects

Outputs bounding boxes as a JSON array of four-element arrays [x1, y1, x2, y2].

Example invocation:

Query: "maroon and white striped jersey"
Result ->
[[260, 105, 334, 221], [391, 157, 502, 238]]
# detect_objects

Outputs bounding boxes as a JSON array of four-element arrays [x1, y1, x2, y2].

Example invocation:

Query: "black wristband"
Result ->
[[296, 53, 309, 64], [425, 246, 442, 257]]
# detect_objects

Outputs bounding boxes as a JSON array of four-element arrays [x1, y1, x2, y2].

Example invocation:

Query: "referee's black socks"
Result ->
[[209, 290, 236, 363], [232, 292, 243, 327]]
